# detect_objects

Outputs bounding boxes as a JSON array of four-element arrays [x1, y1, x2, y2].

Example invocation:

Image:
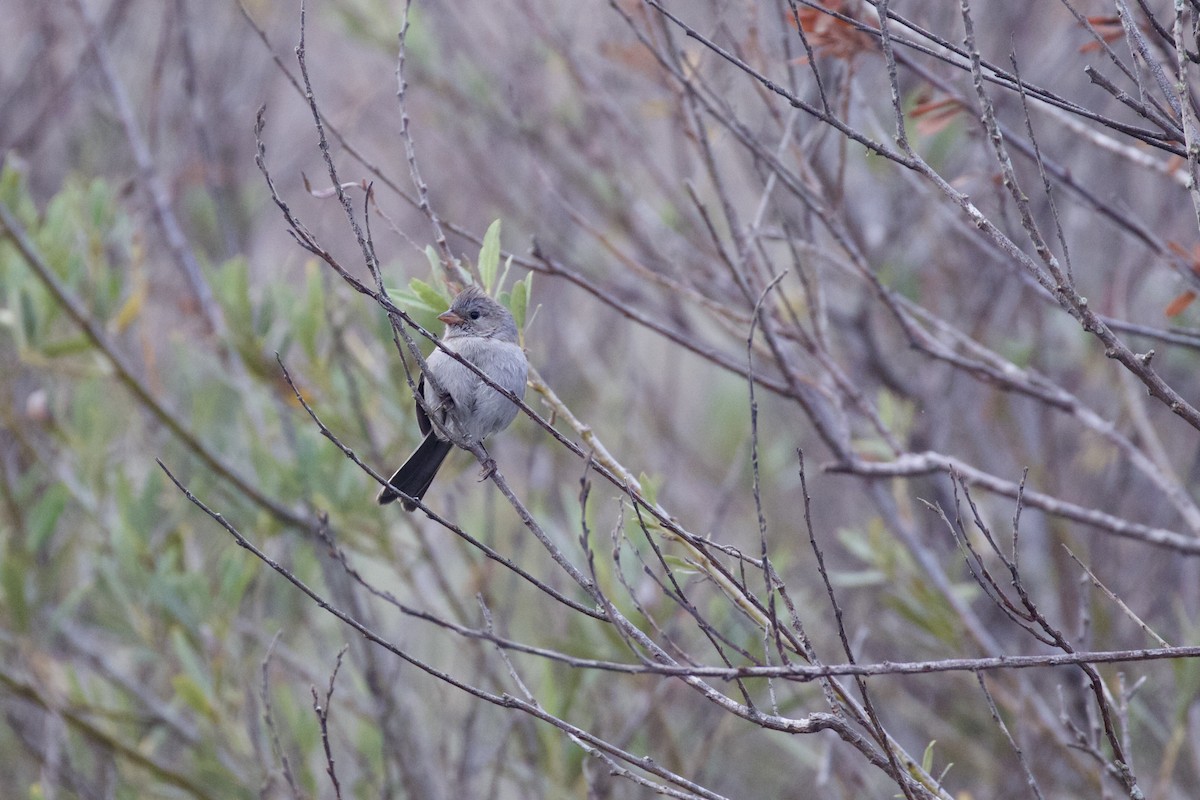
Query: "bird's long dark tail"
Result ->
[[377, 434, 454, 509]]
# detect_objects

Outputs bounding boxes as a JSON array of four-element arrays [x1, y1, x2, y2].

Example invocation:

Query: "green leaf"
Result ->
[[424, 245, 442, 279], [877, 389, 915, 439], [172, 673, 215, 720], [214, 257, 253, 336], [171, 627, 214, 698], [40, 334, 94, 358], [216, 548, 258, 611], [511, 273, 530, 332], [921, 740, 936, 773], [389, 291, 437, 322], [357, 723, 385, 777], [837, 526, 875, 563], [637, 472, 661, 505], [255, 292, 276, 339], [133, 471, 165, 538], [407, 278, 450, 313], [28, 483, 69, 552], [18, 287, 37, 343], [297, 262, 325, 361], [1, 554, 29, 632], [451, 258, 473, 286], [497, 254, 513, 294], [829, 569, 887, 588], [478, 219, 501, 293], [661, 554, 700, 576]]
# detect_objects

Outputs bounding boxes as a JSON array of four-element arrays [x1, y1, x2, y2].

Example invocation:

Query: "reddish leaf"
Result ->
[[911, 96, 964, 136], [789, 1, 872, 61], [1166, 290, 1197, 317]]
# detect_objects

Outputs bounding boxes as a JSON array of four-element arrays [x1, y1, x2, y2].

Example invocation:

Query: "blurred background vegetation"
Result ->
[[4, 1, 1200, 798]]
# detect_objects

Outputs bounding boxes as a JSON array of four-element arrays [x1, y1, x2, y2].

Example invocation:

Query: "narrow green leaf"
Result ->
[[497, 254, 513, 294], [172, 674, 215, 720], [921, 740, 936, 772], [28, 483, 69, 552], [255, 293, 276, 338], [511, 274, 530, 332], [409, 278, 449, 312], [216, 548, 258, 609], [297, 263, 324, 360], [19, 288, 37, 343], [450, 257, 473, 287], [828, 569, 887, 588], [661, 554, 699, 575], [391, 290, 439, 316], [40, 334, 94, 358], [1, 556, 29, 632], [639, 472, 661, 504], [424, 245, 442, 278], [478, 219, 501, 293], [171, 627, 214, 697]]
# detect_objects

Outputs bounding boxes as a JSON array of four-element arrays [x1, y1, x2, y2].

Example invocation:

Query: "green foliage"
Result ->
[[332, 0, 405, 51], [7, 0, 1200, 794], [0, 166, 390, 794], [855, 389, 915, 459], [0, 156, 580, 794], [478, 219, 501, 293], [395, 220, 535, 343], [838, 518, 977, 648], [0, 169, 132, 355]]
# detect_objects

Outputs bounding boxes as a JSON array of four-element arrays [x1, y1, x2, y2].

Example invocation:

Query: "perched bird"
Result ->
[[378, 285, 529, 509]]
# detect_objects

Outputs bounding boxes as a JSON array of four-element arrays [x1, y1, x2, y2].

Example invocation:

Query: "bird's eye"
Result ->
[[469, 310, 481, 320]]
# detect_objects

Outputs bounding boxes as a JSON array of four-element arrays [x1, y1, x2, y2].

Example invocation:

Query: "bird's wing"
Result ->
[[415, 372, 432, 437]]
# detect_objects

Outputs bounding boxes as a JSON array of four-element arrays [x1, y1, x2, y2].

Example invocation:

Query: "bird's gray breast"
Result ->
[[424, 337, 528, 442]]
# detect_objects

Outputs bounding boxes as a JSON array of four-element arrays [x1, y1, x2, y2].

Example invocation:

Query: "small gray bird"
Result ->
[[378, 286, 529, 509]]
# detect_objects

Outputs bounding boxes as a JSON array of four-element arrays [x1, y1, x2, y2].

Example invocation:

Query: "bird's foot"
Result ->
[[477, 458, 497, 481]]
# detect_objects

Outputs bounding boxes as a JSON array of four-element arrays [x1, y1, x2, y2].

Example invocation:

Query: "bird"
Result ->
[[377, 285, 529, 509]]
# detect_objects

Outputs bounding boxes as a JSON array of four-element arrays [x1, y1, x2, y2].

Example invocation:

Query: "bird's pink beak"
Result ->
[[438, 310, 463, 325]]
